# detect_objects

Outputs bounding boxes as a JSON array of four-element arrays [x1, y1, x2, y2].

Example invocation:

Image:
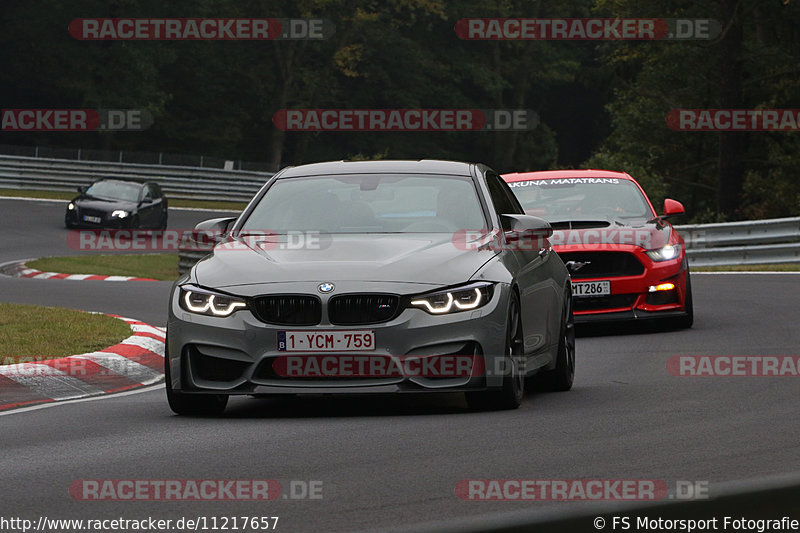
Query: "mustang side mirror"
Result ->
[[662, 199, 685, 218]]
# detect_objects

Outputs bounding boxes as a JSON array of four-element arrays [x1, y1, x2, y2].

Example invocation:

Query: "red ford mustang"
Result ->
[[502, 169, 693, 328]]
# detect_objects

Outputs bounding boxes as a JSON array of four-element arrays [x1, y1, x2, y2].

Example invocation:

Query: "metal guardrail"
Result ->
[[0, 152, 796, 269], [675, 217, 800, 267], [179, 250, 209, 275], [0, 154, 272, 202]]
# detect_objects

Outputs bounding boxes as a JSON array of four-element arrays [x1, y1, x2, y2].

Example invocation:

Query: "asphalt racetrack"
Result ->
[[1, 197, 799, 532]]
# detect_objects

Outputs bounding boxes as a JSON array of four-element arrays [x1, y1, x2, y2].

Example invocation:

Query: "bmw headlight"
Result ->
[[67, 202, 75, 210], [646, 243, 681, 262], [111, 210, 129, 218], [179, 285, 247, 317], [410, 282, 493, 315]]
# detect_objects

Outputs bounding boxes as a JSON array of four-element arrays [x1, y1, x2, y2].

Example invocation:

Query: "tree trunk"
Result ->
[[717, 0, 746, 219]]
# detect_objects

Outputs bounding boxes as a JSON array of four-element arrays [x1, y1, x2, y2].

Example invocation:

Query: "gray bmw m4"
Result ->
[[166, 160, 574, 415]]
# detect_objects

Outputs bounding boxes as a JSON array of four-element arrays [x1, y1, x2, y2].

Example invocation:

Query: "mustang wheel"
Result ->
[[466, 291, 525, 410]]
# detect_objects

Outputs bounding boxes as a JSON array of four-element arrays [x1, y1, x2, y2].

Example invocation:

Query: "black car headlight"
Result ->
[[179, 285, 247, 317], [410, 282, 494, 315], [645, 243, 681, 262]]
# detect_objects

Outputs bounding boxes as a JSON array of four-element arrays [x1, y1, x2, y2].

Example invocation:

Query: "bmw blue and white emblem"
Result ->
[[318, 282, 335, 293]]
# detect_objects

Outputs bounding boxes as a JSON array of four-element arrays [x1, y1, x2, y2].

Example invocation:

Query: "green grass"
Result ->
[[694, 263, 800, 272], [27, 254, 180, 281], [0, 303, 132, 362], [0, 188, 246, 211]]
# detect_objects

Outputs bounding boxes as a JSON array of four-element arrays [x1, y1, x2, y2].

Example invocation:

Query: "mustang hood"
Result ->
[[193, 233, 498, 288], [549, 219, 671, 250]]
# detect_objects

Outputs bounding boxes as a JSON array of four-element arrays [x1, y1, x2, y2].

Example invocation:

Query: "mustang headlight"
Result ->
[[410, 282, 493, 315], [179, 285, 247, 317], [646, 243, 681, 262], [111, 210, 129, 218]]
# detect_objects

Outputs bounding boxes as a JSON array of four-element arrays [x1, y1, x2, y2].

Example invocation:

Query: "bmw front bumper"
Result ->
[[167, 280, 512, 395]]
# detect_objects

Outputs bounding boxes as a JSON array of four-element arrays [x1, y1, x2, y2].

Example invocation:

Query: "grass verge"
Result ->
[[0, 188, 246, 211], [27, 253, 180, 281], [0, 303, 132, 362], [694, 263, 800, 272]]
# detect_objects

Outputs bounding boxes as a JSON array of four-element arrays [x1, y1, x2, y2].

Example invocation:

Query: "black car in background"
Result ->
[[65, 178, 168, 229]]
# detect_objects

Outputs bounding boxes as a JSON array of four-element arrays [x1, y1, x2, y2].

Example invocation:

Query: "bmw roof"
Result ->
[[276, 159, 476, 178]]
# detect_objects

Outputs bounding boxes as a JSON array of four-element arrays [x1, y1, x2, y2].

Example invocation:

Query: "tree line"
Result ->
[[1, 0, 798, 221]]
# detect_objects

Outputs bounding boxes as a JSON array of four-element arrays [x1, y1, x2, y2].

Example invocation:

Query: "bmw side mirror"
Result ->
[[501, 214, 554, 239], [77, 186, 87, 194], [192, 217, 237, 247]]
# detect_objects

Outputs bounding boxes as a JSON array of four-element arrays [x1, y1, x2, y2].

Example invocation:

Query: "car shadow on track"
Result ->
[[192, 389, 552, 419], [576, 320, 686, 338]]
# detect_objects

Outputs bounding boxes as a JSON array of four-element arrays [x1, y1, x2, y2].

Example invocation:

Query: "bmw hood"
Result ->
[[192, 233, 498, 289], [549, 219, 671, 250]]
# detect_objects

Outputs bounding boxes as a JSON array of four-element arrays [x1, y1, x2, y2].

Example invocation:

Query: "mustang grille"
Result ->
[[328, 294, 400, 325], [559, 251, 644, 279], [250, 295, 321, 326]]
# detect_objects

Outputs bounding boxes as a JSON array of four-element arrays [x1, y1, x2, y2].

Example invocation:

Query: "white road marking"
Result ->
[[0, 383, 165, 417], [120, 336, 165, 355], [72, 352, 162, 383], [0, 364, 106, 400]]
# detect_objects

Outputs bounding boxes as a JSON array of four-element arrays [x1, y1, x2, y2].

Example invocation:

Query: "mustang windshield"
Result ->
[[241, 174, 487, 233], [508, 178, 653, 221], [85, 181, 141, 202]]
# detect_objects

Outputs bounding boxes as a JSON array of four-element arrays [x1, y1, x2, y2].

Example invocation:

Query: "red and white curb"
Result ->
[[0, 259, 157, 281], [0, 315, 165, 412]]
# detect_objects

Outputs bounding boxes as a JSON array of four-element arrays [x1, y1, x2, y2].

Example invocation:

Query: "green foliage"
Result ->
[[1, 0, 798, 219]]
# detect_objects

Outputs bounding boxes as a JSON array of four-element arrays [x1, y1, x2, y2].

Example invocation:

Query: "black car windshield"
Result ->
[[508, 177, 654, 221], [240, 174, 487, 233], [85, 181, 141, 202]]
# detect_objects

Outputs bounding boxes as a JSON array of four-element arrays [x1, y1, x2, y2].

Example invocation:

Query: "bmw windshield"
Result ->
[[240, 174, 488, 233]]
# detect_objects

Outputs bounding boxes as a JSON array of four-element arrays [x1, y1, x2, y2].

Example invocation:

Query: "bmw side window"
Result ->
[[485, 172, 521, 229]]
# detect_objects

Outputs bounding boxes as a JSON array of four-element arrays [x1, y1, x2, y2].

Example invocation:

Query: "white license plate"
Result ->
[[82, 215, 101, 223], [572, 280, 611, 297], [278, 330, 375, 352]]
